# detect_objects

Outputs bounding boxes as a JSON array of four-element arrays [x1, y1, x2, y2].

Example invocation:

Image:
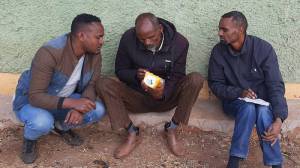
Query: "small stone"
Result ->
[[93, 159, 109, 168], [173, 161, 180, 166], [93, 160, 101, 165]]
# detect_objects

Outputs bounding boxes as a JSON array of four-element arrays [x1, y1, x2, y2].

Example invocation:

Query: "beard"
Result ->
[[86, 47, 101, 55], [86, 50, 100, 55], [146, 45, 157, 52], [220, 38, 228, 45]]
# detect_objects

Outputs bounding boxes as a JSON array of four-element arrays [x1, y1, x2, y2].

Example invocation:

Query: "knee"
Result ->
[[29, 113, 54, 134], [240, 103, 256, 117], [186, 72, 204, 88], [96, 77, 120, 95], [93, 101, 106, 121], [257, 106, 273, 121]]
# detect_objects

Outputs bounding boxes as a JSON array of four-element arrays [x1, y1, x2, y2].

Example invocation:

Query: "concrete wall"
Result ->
[[0, 0, 299, 82]]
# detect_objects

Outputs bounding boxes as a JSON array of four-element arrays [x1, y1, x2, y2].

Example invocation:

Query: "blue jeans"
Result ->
[[223, 99, 283, 166], [15, 93, 106, 140]]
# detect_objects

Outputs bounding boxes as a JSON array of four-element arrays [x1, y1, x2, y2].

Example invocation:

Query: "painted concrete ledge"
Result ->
[[1, 95, 299, 135], [1, 73, 300, 99], [0, 73, 299, 134]]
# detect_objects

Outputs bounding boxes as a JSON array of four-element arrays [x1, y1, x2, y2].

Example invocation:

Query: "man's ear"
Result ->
[[159, 24, 163, 33], [238, 26, 245, 35], [77, 32, 85, 42]]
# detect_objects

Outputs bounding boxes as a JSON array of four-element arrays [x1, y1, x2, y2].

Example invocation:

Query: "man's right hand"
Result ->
[[262, 118, 282, 146], [137, 68, 148, 81], [63, 98, 96, 113], [241, 88, 257, 99]]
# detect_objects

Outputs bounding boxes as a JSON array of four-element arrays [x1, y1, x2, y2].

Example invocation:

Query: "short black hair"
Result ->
[[135, 12, 160, 28], [71, 13, 101, 35], [222, 11, 248, 33]]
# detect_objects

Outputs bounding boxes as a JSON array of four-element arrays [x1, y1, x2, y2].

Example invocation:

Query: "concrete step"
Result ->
[[1, 94, 299, 134]]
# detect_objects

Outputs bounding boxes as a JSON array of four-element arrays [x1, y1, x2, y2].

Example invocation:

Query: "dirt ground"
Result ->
[[0, 118, 299, 168]]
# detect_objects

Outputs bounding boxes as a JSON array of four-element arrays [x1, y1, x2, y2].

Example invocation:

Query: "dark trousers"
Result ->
[[97, 72, 204, 130]]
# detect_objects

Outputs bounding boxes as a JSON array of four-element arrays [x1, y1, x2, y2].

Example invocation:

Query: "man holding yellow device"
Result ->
[[97, 12, 204, 159]]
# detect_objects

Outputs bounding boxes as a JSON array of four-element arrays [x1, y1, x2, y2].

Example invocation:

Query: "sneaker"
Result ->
[[21, 138, 37, 164], [52, 127, 83, 146]]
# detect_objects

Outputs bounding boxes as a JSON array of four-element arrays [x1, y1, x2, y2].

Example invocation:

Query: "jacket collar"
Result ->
[[66, 34, 82, 66], [227, 34, 249, 56]]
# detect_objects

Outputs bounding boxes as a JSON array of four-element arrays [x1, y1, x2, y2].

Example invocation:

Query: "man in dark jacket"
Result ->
[[98, 13, 203, 159], [208, 11, 287, 168]]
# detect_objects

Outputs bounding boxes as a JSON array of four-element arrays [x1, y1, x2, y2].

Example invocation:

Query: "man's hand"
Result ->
[[63, 98, 96, 113], [262, 118, 282, 146], [137, 68, 148, 81], [64, 110, 84, 125], [241, 88, 257, 99], [141, 80, 165, 100]]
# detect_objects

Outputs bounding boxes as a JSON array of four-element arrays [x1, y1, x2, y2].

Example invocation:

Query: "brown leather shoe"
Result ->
[[165, 129, 184, 156], [114, 132, 141, 159]]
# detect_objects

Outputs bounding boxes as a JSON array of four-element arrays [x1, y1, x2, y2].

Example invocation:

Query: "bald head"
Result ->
[[135, 13, 160, 29], [134, 13, 163, 50]]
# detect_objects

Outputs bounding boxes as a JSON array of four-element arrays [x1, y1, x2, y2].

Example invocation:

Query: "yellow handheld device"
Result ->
[[143, 72, 164, 89]]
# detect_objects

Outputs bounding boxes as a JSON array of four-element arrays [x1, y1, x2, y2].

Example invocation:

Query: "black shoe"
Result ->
[[226, 156, 241, 168], [21, 138, 37, 164], [52, 127, 83, 146]]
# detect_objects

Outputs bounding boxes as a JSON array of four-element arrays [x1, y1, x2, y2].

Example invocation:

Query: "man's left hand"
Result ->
[[64, 110, 84, 125], [262, 118, 282, 146]]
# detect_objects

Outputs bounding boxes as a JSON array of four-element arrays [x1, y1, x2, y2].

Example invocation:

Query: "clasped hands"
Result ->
[[63, 98, 96, 125]]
